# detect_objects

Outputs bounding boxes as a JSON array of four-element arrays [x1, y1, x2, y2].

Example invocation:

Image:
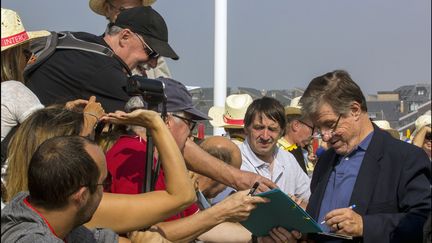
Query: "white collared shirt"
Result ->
[[239, 139, 311, 200]]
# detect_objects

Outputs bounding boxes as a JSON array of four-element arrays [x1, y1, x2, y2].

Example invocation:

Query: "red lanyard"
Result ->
[[23, 197, 66, 242]]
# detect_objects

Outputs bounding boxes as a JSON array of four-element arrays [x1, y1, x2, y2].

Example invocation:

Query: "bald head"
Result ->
[[198, 136, 242, 199], [200, 136, 242, 169]]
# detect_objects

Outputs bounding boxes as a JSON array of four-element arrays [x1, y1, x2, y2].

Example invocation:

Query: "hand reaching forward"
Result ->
[[212, 189, 270, 223], [102, 109, 163, 130], [235, 171, 278, 193]]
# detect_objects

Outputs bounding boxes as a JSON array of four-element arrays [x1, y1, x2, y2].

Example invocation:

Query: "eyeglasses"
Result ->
[[315, 114, 342, 140], [172, 114, 197, 132], [298, 120, 315, 137], [133, 33, 160, 59], [96, 181, 112, 191]]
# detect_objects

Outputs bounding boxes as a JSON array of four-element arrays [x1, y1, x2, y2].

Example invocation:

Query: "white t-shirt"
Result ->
[[239, 138, 311, 200], [1, 81, 44, 141]]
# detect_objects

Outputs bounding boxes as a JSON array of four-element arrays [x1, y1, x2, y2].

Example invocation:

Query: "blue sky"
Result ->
[[2, 0, 431, 95]]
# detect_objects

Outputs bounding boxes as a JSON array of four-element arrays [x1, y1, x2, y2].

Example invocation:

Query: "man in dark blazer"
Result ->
[[300, 70, 431, 242]]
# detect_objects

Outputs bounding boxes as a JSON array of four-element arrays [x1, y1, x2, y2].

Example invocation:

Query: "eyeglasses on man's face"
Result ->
[[133, 33, 160, 59], [315, 114, 342, 140], [172, 114, 197, 132], [298, 120, 315, 137]]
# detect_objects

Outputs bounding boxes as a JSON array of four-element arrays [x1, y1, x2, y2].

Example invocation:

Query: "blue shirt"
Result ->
[[318, 132, 374, 232]]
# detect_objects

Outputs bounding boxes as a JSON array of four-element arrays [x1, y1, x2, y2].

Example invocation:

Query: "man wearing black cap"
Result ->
[[88, 0, 172, 79], [26, 6, 177, 112]]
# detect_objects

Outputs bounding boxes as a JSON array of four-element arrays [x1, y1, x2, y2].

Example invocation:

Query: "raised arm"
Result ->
[[183, 138, 277, 193], [153, 190, 268, 242], [85, 110, 196, 233]]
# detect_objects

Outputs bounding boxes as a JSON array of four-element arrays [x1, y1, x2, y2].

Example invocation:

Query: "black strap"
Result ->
[[57, 32, 132, 76]]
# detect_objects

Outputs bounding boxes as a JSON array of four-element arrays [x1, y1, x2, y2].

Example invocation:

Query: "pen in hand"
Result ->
[[320, 204, 356, 224], [248, 182, 260, 196]]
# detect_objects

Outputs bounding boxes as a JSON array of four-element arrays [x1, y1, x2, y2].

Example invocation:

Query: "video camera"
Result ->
[[125, 75, 167, 193], [125, 75, 167, 117]]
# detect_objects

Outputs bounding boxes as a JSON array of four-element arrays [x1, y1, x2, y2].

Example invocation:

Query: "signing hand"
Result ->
[[324, 207, 363, 237]]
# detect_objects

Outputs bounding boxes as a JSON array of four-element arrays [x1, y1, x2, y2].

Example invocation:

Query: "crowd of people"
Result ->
[[1, 1, 431, 243]]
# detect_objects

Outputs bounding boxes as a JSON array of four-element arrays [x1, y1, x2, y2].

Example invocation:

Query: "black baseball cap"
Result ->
[[114, 6, 179, 60], [158, 78, 210, 121]]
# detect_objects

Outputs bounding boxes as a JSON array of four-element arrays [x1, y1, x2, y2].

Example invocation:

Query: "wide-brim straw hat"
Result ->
[[373, 120, 400, 140], [208, 94, 253, 128], [89, 0, 156, 16], [284, 96, 302, 116], [1, 8, 50, 52], [411, 113, 431, 139]]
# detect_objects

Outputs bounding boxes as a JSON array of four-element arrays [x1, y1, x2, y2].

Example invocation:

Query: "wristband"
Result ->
[[84, 112, 99, 122]]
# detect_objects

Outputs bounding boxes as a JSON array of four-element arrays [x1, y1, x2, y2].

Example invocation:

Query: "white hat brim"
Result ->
[[208, 106, 245, 128]]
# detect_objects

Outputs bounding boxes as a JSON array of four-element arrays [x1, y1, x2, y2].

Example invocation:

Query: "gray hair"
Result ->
[[300, 70, 367, 118], [125, 96, 145, 112], [105, 25, 124, 36]]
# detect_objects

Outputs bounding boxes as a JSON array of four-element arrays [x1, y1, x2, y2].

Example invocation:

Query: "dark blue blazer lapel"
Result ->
[[349, 125, 384, 215], [307, 150, 339, 219]]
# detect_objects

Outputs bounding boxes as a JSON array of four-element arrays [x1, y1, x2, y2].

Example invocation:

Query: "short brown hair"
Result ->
[[244, 96, 286, 135], [300, 70, 367, 117]]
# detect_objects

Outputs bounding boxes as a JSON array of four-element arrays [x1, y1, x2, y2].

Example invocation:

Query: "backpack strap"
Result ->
[[57, 32, 132, 76], [24, 31, 132, 81]]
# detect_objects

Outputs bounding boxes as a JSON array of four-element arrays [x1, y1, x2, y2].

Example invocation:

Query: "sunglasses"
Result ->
[[133, 33, 160, 59], [172, 114, 197, 132]]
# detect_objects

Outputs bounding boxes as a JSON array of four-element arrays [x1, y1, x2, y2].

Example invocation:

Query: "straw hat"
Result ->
[[284, 96, 302, 116], [410, 114, 432, 139], [415, 114, 431, 132], [208, 94, 253, 128], [373, 120, 400, 139], [1, 8, 50, 52], [89, 0, 156, 16]]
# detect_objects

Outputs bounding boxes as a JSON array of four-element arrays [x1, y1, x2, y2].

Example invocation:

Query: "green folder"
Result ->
[[240, 189, 352, 240]]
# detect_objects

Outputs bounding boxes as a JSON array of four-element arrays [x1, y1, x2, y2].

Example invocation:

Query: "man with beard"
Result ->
[[239, 96, 311, 202], [1, 136, 118, 242]]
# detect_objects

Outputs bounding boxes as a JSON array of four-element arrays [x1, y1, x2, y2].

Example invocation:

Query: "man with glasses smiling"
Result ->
[[88, 0, 172, 79], [301, 70, 431, 242], [27, 6, 178, 113], [277, 96, 316, 176]]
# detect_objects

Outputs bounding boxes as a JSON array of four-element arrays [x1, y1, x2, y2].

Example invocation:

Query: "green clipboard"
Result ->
[[240, 189, 353, 240]]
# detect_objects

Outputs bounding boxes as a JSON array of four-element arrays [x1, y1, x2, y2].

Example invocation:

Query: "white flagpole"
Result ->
[[213, 0, 228, 135]]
